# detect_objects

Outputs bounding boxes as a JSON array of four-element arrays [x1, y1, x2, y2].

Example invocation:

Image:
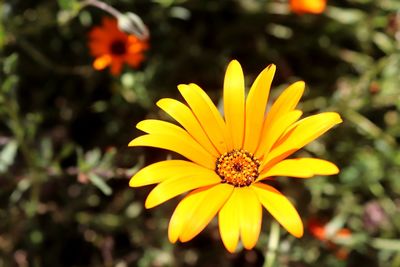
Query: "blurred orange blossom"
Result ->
[[88, 17, 148, 75]]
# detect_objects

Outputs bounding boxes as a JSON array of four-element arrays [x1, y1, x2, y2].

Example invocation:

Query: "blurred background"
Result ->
[[1, 0, 400, 266]]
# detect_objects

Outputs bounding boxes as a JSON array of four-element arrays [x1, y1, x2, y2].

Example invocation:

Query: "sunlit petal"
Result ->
[[178, 83, 231, 153], [129, 133, 216, 169], [255, 110, 303, 159], [168, 186, 212, 243], [253, 183, 303, 237], [243, 64, 276, 154], [179, 183, 233, 242], [157, 98, 219, 157], [261, 112, 342, 169], [218, 189, 240, 253], [237, 187, 262, 249], [129, 160, 214, 187], [223, 60, 245, 148], [259, 158, 339, 180], [145, 171, 220, 208]]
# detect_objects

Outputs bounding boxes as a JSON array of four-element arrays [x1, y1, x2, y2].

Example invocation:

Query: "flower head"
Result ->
[[129, 60, 342, 252], [88, 17, 148, 75], [290, 0, 327, 14]]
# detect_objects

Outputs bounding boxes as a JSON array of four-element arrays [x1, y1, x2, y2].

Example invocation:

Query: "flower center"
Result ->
[[216, 149, 260, 187], [110, 40, 126, 55]]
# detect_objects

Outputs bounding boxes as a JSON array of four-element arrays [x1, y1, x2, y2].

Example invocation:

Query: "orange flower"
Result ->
[[88, 17, 148, 75], [308, 218, 352, 260], [290, 0, 327, 14]]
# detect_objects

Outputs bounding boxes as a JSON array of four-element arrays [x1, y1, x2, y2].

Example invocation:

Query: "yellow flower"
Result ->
[[129, 60, 342, 252]]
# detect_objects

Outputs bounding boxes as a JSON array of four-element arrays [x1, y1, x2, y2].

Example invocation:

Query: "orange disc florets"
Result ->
[[216, 149, 260, 187]]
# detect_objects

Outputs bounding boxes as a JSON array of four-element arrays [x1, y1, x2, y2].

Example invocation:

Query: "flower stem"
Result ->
[[81, 0, 121, 18], [263, 221, 280, 267]]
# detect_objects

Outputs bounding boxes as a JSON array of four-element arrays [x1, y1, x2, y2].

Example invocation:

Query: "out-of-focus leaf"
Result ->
[[0, 22, 4, 50], [57, 0, 82, 25], [0, 140, 18, 173], [373, 32, 395, 54], [3, 53, 18, 75], [57, 0, 80, 10], [85, 149, 101, 168], [326, 7, 366, 24], [88, 173, 112, 196]]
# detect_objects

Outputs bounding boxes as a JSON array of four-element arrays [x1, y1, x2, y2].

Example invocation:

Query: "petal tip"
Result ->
[[128, 138, 141, 147], [144, 197, 156, 209], [177, 84, 188, 92], [128, 177, 138, 187], [267, 63, 277, 71]]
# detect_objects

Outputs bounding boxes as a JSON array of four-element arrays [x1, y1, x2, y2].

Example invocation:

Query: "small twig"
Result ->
[[81, 0, 121, 18], [16, 38, 93, 76], [80, 0, 150, 40]]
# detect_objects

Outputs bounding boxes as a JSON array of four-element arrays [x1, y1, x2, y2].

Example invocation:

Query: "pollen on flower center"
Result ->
[[216, 149, 260, 187], [110, 40, 126, 55]]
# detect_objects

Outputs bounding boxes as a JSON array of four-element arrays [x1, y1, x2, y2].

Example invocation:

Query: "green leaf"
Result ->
[[57, 0, 80, 10], [373, 32, 395, 54], [88, 173, 112, 196], [326, 7, 365, 24], [0, 140, 18, 173], [3, 53, 18, 75]]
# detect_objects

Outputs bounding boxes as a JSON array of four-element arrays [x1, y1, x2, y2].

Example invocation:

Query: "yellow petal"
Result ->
[[93, 54, 112, 70], [218, 189, 240, 253], [168, 186, 211, 243], [252, 183, 303, 238], [178, 83, 231, 153], [129, 160, 214, 187], [237, 187, 262, 250], [179, 183, 233, 242], [262, 112, 342, 169], [255, 110, 303, 159], [136, 119, 186, 135], [145, 170, 221, 208], [259, 158, 339, 180], [156, 98, 219, 157], [243, 64, 276, 154], [264, 81, 305, 126], [223, 60, 245, 149], [129, 133, 216, 169]]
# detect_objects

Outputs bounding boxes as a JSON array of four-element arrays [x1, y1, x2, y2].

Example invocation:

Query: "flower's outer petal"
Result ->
[[110, 59, 123, 75], [218, 189, 240, 253], [179, 183, 234, 242], [129, 133, 216, 169], [261, 112, 342, 169], [253, 183, 303, 238], [93, 54, 112, 70], [129, 160, 213, 187], [136, 119, 188, 135], [237, 187, 262, 250], [178, 83, 231, 153], [223, 60, 245, 149], [244, 64, 276, 154], [265, 81, 305, 126], [290, 0, 326, 14], [255, 110, 303, 159], [168, 186, 211, 243], [145, 171, 221, 208], [157, 98, 219, 157], [259, 158, 339, 180]]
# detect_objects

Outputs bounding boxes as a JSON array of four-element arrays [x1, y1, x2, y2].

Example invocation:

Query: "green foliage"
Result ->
[[1, 0, 400, 266]]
